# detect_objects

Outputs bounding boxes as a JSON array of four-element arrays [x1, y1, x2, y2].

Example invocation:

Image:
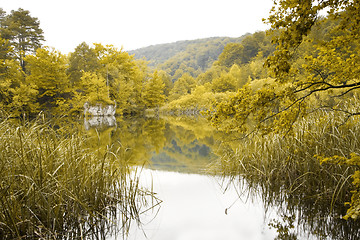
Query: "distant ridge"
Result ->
[[128, 35, 249, 70]]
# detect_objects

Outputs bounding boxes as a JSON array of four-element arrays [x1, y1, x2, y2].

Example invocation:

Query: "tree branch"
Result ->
[[333, 85, 360, 98], [294, 80, 360, 95], [260, 80, 360, 124]]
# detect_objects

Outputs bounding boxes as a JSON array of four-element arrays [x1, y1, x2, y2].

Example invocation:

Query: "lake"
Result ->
[[84, 115, 360, 240]]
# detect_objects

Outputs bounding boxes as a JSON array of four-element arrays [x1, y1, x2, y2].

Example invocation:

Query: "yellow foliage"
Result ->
[[143, 71, 166, 109], [71, 72, 112, 113], [318, 153, 360, 220], [211, 72, 237, 93], [163, 83, 233, 115], [25, 47, 69, 113]]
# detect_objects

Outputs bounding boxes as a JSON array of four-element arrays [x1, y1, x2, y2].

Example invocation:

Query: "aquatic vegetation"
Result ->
[[211, 109, 360, 239], [0, 114, 159, 239], [318, 153, 360, 221]]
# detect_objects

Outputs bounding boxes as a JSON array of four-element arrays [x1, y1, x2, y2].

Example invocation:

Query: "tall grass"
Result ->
[[211, 108, 360, 239], [0, 114, 159, 239]]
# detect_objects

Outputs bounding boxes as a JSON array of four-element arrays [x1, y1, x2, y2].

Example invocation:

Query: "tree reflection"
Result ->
[[85, 116, 223, 173], [83, 115, 360, 239]]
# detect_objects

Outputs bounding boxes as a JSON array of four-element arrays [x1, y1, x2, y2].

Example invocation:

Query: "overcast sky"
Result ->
[[2, 0, 274, 54]]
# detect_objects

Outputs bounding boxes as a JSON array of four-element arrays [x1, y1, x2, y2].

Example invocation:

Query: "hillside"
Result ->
[[128, 35, 249, 75]]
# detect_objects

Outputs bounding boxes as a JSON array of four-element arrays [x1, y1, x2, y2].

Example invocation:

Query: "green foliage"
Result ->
[[215, 31, 274, 68], [215, 43, 244, 68], [67, 42, 101, 87], [130, 37, 246, 68], [319, 153, 360, 220], [209, 1, 360, 135], [0, 8, 44, 71], [131, 36, 248, 81], [0, 58, 38, 115], [25, 47, 69, 113], [93, 43, 147, 113], [211, 71, 237, 93], [211, 108, 360, 239], [162, 83, 234, 115], [143, 71, 166, 108], [168, 73, 196, 101], [157, 70, 173, 96], [72, 71, 112, 111], [206, 0, 360, 225]]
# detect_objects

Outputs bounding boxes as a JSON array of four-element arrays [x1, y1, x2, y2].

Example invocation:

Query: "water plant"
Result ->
[[211, 106, 360, 239], [0, 113, 159, 239]]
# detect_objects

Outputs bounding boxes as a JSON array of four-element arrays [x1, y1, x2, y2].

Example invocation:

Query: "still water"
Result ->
[[84, 116, 360, 240], [126, 170, 276, 240]]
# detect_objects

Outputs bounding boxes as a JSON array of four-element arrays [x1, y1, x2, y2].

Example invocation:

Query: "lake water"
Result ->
[[126, 170, 277, 240], [84, 116, 360, 240]]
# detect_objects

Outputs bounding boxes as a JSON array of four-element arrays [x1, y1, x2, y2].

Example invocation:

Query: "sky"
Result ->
[[1, 0, 274, 54]]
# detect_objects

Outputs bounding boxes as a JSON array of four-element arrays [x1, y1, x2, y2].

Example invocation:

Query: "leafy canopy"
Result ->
[[0, 8, 44, 71], [209, 0, 360, 134], [25, 47, 69, 112]]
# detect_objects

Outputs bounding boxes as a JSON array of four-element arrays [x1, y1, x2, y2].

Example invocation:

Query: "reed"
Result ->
[[0, 114, 158, 239], [211, 106, 360, 239]]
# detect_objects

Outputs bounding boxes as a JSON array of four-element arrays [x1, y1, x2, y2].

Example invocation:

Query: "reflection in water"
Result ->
[[211, 133, 360, 240], [84, 115, 117, 130], [85, 116, 360, 240], [126, 170, 277, 240], [0, 117, 159, 240]]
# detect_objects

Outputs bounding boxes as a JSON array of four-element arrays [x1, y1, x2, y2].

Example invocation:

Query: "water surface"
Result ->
[[85, 116, 360, 240], [126, 169, 277, 240]]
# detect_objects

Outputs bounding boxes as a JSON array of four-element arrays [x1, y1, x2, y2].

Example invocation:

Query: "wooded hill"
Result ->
[[129, 36, 249, 78]]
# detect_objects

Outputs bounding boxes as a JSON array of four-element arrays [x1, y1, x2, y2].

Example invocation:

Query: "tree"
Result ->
[[0, 58, 38, 115], [196, 65, 224, 85], [0, 24, 38, 115], [248, 52, 268, 80], [67, 42, 100, 87], [211, 72, 237, 93], [214, 33, 273, 69], [215, 43, 244, 68], [0, 8, 6, 23], [143, 71, 166, 109], [228, 64, 248, 88], [72, 71, 112, 112], [93, 43, 142, 112], [210, 0, 360, 134], [0, 8, 44, 72], [25, 47, 69, 113], [240, 35, 260, 63], [169, 73, 196, 101], [157, 70, 173, 97], [0, 37, 11, 77]]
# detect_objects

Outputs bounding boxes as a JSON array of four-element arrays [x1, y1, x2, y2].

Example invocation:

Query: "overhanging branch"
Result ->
[[260, 80, 360, 124]]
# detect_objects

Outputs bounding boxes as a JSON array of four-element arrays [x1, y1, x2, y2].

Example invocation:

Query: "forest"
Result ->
[[129, 36, 248, 77], [0, 8, 274, 117], [2, 0, 360, 237]]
